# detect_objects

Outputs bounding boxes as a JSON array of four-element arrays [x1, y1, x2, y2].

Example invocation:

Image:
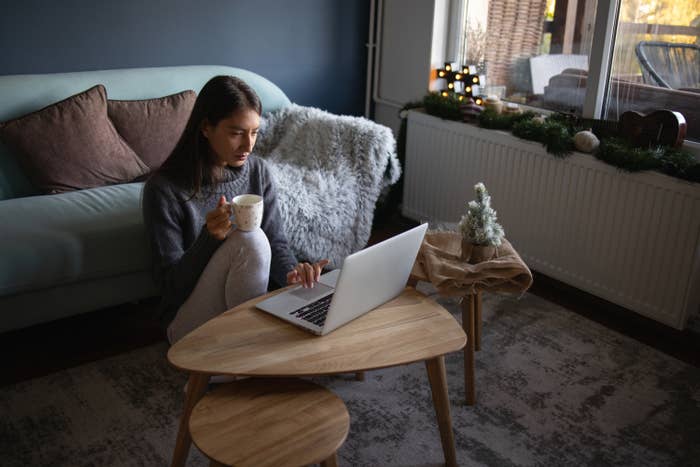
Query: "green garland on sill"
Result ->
[[477, 109, 575, 157], [510, 114, 574, 158], [416, 92, 699, 183], [422, 92, 462, 121], [596, 138, 700, 183], [478, 109, 537, 130]]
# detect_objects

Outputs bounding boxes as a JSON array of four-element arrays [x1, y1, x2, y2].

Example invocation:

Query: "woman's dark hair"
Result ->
[[157, 75, 262, 198]]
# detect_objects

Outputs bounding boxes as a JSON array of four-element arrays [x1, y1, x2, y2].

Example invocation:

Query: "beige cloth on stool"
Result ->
[[411, 231, 533, 297]]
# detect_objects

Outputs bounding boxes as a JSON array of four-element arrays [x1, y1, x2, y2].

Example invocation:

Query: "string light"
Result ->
[[435, 62, 485, 104]]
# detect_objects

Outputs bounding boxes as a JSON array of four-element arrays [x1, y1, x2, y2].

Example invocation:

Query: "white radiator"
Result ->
[[403, 110, 700, 329]]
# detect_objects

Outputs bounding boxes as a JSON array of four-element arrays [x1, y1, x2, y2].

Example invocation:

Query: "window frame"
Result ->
[[582, 0, 618, 119]]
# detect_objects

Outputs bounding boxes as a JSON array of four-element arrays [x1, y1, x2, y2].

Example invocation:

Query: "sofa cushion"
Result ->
[[0, 183, 150, 296], [108, 90, 196, 170], [0, 85, 148, 194]]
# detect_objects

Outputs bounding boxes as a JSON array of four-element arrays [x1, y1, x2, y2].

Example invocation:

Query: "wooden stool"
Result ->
[[409, 274, 480, 406], [461, 292, 480, 406], [189, 378, 350, 467]]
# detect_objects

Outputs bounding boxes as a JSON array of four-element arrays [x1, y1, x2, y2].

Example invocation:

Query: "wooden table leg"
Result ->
[[425, 356, 458, 467], [321, 452, 339, 467], [171, 373, 210, 467], [475, 291, 482, 352], [461, 295, 476, 406]]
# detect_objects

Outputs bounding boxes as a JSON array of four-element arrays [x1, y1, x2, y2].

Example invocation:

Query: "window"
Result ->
[[456, 0, 596, 112], [451, 0, 699, 141], [605, 0, 700, 140]]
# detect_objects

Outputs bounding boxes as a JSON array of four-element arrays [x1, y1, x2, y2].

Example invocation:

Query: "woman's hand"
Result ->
[[205, 195, 233, 240], [287, 259, 330, 288]]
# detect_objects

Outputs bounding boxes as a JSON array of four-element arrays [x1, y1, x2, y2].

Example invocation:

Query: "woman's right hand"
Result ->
[[205, 195, 233, 240]]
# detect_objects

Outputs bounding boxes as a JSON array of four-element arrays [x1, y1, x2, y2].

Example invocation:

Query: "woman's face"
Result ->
[[202, 108, 260, 168]]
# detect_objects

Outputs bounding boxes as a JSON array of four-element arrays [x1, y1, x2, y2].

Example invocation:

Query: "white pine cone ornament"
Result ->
[[573, 130, 600, 153]]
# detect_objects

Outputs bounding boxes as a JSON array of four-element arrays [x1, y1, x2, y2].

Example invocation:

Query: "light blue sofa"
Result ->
[[0, 66, 292, 333]]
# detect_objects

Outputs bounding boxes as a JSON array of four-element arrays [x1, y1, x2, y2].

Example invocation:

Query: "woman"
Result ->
[[143, 75, 327, 344]]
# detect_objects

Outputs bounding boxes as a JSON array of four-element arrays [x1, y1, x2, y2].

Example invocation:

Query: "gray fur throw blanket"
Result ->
[[255, 104, 400, 268]]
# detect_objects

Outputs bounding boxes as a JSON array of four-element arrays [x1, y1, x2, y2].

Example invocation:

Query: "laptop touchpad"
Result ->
[[290, 283, 333, 301]]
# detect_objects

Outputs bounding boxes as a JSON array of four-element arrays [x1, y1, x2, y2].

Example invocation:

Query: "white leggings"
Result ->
[[167, 228, 272, 344]]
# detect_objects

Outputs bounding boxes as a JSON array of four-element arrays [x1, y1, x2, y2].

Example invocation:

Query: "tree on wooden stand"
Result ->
[[458, 182, 505, 263]]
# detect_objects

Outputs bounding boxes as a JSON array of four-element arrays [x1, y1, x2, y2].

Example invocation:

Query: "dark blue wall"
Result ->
[[0, 0, 370, 116]]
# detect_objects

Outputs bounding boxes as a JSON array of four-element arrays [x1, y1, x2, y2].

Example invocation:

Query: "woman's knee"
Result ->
[[224, 228, 271, 267]]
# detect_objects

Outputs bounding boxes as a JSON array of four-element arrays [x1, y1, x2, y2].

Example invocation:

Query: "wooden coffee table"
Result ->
[[168, 286, 466, 467]]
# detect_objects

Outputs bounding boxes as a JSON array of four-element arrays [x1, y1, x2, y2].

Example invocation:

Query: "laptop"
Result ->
[[256, 223, 428, 335]]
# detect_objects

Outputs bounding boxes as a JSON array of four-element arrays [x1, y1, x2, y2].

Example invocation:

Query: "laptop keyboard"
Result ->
[[290, 293, 334, 327]]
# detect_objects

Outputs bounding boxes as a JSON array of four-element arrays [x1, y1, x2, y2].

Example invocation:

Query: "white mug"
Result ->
[[231, 194, 263, 231]]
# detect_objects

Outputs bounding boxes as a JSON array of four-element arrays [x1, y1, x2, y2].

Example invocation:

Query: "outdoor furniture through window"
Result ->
[[635, 41, 700, 91], [529, 54, 589, 95]]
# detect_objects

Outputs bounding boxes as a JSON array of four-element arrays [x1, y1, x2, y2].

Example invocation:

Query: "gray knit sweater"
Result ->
[[142, 155, 297, 325]]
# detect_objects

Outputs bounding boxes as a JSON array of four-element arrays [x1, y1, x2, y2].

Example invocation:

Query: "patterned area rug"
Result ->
[[2, 284, 698, 467]]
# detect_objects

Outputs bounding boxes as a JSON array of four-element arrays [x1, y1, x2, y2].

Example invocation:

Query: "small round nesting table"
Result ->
[[189, 378, 349, 467]]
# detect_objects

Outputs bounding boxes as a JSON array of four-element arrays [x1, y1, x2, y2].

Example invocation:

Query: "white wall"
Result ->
[[373, 0, 441, 134]]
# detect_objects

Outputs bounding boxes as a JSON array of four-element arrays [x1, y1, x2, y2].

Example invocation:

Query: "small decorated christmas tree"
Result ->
[[458, 182, 505, 262]]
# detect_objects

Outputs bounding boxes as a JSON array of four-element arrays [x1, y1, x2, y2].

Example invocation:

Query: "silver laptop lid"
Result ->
[[322, 223, 428, 333]]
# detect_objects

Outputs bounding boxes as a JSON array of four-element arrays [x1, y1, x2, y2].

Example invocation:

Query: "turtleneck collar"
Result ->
[[198, 158, 253, 198]]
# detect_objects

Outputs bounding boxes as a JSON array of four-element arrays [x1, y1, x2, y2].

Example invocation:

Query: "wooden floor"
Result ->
[[1, 213, 698, 387]]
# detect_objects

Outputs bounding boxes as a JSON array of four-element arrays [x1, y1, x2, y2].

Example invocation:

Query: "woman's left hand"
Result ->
[[287, 259, 330, 288]]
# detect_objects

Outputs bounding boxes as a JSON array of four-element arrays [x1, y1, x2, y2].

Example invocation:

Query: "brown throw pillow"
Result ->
[[0, 84, 148, 194], [108, 90, 196, 170]]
